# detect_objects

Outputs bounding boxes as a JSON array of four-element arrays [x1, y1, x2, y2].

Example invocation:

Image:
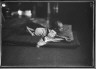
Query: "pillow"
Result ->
[[58, 25, 74, 41]]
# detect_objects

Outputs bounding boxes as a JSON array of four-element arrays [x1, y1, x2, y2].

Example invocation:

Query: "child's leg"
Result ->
[[26, 26, 35, 36], [37, 38, 46, 48]]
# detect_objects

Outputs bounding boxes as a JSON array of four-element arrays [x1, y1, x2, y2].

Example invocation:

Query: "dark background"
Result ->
[[1, 2, 94, 67]]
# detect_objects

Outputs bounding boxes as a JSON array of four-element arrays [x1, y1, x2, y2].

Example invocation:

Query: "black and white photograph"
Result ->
[[0, 0, 95, 68]]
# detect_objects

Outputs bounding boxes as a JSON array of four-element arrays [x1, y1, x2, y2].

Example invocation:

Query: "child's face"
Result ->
[[57, 22, 63, 28], [48, 30, 57, 38]]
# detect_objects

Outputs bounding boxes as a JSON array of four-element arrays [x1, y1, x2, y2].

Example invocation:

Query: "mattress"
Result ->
[[2, 31, 80, 48]]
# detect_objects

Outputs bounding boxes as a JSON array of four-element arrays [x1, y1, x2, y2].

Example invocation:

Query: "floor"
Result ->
[[1, 31, 93, 67]]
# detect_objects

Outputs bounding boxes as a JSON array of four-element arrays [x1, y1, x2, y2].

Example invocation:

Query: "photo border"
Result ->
[[0, 0, 95, 68]]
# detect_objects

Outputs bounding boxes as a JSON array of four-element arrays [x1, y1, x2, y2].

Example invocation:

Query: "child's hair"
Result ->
[[57, 21, 63, 28]]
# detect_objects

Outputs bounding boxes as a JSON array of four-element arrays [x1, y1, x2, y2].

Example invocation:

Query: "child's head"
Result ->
[[57, 21, 63, 28], [48, 29, 57, 38]]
